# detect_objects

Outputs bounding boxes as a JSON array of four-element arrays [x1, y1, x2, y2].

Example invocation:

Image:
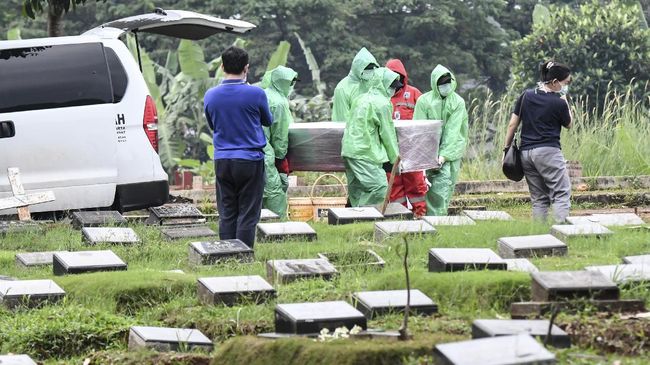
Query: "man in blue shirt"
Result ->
[[204, 46, 273, 248]]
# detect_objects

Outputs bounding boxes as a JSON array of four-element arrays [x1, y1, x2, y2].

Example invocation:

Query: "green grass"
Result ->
[[464, 85, 650, 180], [0, 215, 649, 363]]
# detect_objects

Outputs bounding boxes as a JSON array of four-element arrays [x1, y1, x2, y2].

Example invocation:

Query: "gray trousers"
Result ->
[[520, 147, 571, 223]]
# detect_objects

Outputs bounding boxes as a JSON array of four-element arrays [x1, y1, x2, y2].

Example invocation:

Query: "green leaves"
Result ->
[[178, 39, 209, 80], [266, 40, 291, 71], [6, 27, 21, 40], [532, 4, 551, 30]]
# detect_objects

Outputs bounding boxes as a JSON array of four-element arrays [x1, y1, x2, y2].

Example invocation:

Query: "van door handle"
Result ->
[[0, 121, 15, 138]]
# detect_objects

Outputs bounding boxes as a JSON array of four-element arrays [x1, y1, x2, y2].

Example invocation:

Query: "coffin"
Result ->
[[287, 120, 442, 173]]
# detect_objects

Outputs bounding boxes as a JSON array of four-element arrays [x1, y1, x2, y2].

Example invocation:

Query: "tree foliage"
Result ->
[[512, 0, 650, 107]]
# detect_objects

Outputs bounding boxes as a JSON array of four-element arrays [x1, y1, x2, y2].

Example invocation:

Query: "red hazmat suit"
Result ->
[[386, 59, 428, 217]]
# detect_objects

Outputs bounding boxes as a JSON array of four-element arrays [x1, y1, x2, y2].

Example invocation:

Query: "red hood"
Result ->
[[386, 59, 408, 86]]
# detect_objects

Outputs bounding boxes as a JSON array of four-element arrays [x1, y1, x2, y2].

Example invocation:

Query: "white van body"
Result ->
[[0, 10, 255, 214]]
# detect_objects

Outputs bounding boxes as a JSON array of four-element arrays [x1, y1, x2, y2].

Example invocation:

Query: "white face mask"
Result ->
[[560, 84, 569, 95], [438, 83, 453, 97], [361, 69, 375, 80], [388, 87, 397, 97]]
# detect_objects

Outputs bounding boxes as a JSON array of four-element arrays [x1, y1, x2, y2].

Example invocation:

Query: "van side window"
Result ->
[[0, 43, 113, 113], [105, 47, 128, 103]]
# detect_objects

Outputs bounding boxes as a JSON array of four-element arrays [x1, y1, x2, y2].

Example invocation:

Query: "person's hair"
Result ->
[[437, 73, 452, 85], [539, 61, 571, 83], [221, 46, 249, 74]]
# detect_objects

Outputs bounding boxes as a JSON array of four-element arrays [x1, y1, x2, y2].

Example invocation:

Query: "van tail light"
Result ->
[[143, 95, 159, 152]]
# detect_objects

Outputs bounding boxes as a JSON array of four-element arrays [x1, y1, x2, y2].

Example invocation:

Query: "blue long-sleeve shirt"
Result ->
[[204, 79, 273, 160]]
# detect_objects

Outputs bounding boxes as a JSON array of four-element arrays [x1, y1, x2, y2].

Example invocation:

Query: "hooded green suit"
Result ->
[[342, 67, 400, 207], [414, 65, 468, 216], [331, 48, 380, 123], [260, 66, 298, 218]]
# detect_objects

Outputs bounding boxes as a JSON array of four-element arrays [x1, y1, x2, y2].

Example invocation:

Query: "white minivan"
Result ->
[[0, 9, 255, 214]]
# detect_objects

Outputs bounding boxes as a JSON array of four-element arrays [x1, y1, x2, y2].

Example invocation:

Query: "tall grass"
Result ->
[[463, 84, 650, 180]]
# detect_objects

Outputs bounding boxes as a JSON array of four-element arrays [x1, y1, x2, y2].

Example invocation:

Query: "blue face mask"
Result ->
[[560, 84, 569, 95], [438, 83, 453, 97]]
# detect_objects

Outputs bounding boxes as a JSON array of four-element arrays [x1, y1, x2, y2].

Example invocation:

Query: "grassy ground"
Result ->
[[0, 210, 649, 364]]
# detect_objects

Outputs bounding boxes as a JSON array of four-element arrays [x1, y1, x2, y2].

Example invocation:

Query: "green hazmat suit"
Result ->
[[342, 67, 400, 207], [331, 47, 380, 122], [414, 65, 469, 216], [260, 66, 298, 218]]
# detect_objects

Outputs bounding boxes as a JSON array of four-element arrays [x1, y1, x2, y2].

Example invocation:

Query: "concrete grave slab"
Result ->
[[585, 264, 650, 284], [352, 289, 438, 319], [531, 271, 619, 302], [53, 250, 127, 276], [433, 334, 556, 365], [422, 215, 476, 226], [382, 203, 414, 220], [428, 248, 507, 272], [0, 279, 65, 309], [472, 319, 570, 348], [0, 354, 37, 365], [71, 211, 126, 229], [0, 220, 42, 236], [198, 275, 276, 306], [567, 213, 645, 227], [497, 234, 567, 259], [504, 258, 539, 273], [327, 207, 384, 225], [260, 209, 280, 221], [623, 254, 650, 265], [462, 210, 513, 221], [146, 204, 206, 226], [82, 227, 140, 245], [374, 220, 436, 242], [15, 251, 68, 268], [0, 276, 16, 281], [160, 225, 217, 240], [128, 326, 213, 352], [266, 258, 337, 284], [188, 240, 254, 265], [317, 250, 385, 271], [550, 223, 613, 241], [256, 222, 317, 242], [275, 301, 367, 334]]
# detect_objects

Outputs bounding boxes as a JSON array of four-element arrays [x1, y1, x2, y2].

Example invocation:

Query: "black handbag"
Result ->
[[502, 92, 525, 181]]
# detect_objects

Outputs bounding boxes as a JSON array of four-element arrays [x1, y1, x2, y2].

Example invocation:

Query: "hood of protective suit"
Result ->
[[260, 66, 298, 98], [430, 64, 458, 99], [360, 67, 400, 98], [348, 47, 380, 82], [386, 59, 409, 86]]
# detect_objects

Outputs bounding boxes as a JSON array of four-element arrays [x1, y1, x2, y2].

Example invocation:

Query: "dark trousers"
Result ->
[[215, 159, 265, 248]]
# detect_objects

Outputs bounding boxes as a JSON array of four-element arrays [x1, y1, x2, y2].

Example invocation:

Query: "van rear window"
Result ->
[[0, 43, 113, 113]]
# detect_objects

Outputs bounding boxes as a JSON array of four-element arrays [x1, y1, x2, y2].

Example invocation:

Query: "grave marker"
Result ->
[[374, 220, 436, 242], [197, 275, 276, 306], [160, 225, 217, 240], [531, 271, 619, 301], [497, 234, 567, 259], [275, 301, 367, 334], [71, 211, 126, 229], [0, 279, 65, 309], [266, 258, 337, 284], [188, 240, 254, 266], [146, 204, 206, 226], [472, 319, 570, 348], [15, 251, 68, 268], [0, 355, 37, 365], [567, 213, 645, 227], [327, 207, 384, 225], [0, 220, 42, 236], [462, 210, 513, 221], [623, 254, 650, 265], [317, 250, 385, 271], [504, 258, 539, 273], [382, 203, 414, 220], [352, 289, 438, 319], [256, 222, 317, 242], [0, 167, 55, 221], [128, 326, 213, 352], [260, 209, 280, 221], [53, 250, 127, 275], [428, 248, 507, 272], [82, 227, 140, 245], [585, 264, 650, 284], [422, 215, 476, 226], [433, 334, 556, 365], [550, 223, 613, 241]]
